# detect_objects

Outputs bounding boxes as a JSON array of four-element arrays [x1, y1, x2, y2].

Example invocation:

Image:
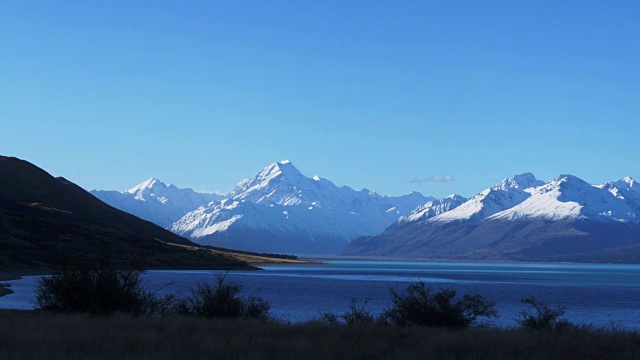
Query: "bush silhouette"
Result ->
[[384, 281, 498, 328], [516, 296, 572, 330], [178, 273, 270, 320], [35, 255, 172, 315], [320, 296, 377, 325]]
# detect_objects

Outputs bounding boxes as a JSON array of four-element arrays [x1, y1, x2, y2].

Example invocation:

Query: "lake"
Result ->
[[2, 260, 640, 330]]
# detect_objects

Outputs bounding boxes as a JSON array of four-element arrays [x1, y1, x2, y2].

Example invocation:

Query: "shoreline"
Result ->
[[0, 285, 13, 297], [0, 272, 24, 298], [0, 259, 318, 298], [1, 269, 49, 298]]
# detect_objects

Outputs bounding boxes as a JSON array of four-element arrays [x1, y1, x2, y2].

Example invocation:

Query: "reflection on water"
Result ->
[[2, 260, 640, 329]]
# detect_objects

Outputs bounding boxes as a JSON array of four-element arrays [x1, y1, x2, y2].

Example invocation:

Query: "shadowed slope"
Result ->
[[0, 156, 254, 270]]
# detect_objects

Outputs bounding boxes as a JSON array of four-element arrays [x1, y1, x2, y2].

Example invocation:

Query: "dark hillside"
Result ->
[[0, 156, 254, 270]]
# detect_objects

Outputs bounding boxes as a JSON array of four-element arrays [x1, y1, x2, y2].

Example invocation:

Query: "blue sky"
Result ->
[[1, 1, 639, 198]]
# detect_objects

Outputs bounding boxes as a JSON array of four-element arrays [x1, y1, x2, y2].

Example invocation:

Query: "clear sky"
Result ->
[[1, 1, 639, 198]]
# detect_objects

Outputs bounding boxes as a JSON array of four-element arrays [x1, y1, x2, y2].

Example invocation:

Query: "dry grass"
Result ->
[[162, 241, 312, 266], [0, 310, 639, 360]]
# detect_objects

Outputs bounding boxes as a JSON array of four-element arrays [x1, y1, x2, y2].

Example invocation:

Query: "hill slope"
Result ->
[[0, 156, 254, 270]]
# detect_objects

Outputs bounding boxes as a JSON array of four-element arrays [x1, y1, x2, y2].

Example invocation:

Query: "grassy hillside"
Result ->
[[0, 310, 638, 360]]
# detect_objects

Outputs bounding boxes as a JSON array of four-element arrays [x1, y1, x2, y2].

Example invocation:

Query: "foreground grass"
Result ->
[[0, 310, 638, 360]]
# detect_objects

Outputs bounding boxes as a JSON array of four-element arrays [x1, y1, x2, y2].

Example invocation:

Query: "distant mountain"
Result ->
[[432, 173, 545, 223], [398, 195, 468, 223], [171, 160, 431, 254], [91, 179, 222, 228], [0, 156, 253, 270], [343, 173, 640, 263]]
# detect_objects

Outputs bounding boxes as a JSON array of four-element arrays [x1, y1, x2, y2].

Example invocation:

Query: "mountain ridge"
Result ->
[[91, 178, 222, 228], [343, 172, 640, 262]]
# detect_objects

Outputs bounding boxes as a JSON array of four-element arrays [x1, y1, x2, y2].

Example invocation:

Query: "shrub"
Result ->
[[35, 255, 172, 316], [383, 281, 498, 329], [319, 297, 377, 325], [516, 296, 572, 330], [178, 273, 270, 320]]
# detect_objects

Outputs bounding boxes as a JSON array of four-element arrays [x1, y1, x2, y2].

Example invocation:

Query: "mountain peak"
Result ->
[[553, 174, 591, 188], [620, 176, 636, 188], [601, 176, 640, 202], [445, 194, 465, 201], [257, 160, 303, 183], [231, 160, 308, 200], [126, 178, 166, 194], [495, 172, 542, 191], [512, 172, 537, 184]]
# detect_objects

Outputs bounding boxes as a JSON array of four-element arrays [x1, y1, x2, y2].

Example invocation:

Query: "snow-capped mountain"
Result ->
[[433, 173, 544, 222], [171, 160, 432, 253], [490, 175, 640, 223], [91, 178, 222, 228], [596, 176, 640, 214], [398, 194, 468, 223], [344, 173, 640, 262]]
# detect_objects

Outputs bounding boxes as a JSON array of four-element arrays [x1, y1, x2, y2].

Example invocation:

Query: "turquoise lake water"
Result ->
[[2, 260, 639, 329]]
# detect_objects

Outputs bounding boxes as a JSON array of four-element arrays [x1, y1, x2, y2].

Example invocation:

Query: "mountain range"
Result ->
[[90, 162, 640, 262], [92, 178, 223, 228], [170, 161, 430, 253], [93, 161, 431, 254], [343, 173, 640, 262]]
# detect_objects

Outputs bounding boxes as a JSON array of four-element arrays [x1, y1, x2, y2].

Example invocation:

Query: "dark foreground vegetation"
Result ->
[[0, 273, 20, 297], [2, 259, 638, 359], [0, 310, 638, 360], [0, 284, 12, 297]]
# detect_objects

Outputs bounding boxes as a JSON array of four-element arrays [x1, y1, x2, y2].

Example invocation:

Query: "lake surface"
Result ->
[[2, 260, 640, 330]]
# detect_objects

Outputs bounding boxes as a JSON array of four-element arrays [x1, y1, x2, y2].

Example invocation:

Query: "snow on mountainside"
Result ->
[[491, 175, 640, 223], [399, 194, 468, 223], [91, 178, 222, 228], [431, 173, 545, 222], [343, 173, 640, 261], [171, 160, 432, 253], [596, 177, 640, 211]]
